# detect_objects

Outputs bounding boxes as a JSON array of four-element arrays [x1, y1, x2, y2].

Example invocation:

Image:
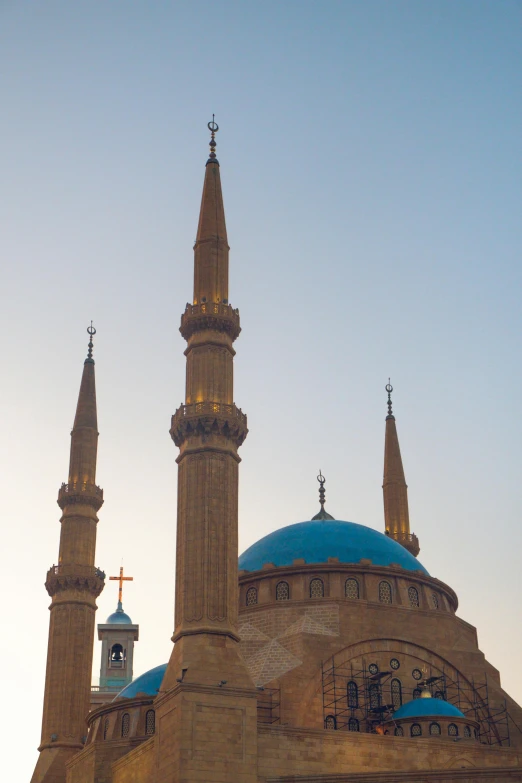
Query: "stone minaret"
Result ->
[[32, 326, 105, 783], [155, 121, 257, 783], [382, 381, 420, 557]]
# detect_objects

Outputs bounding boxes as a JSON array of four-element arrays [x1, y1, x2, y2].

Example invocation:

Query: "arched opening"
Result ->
[[391, 678, 402, 709], [431, 593, 439, 609], [109, 643, 126, 669], [429, 722, 441, 736], [145, 709, 156, 736], [408, 586, 420, 608], [448, 723, 459, 737], [324, 715, 336, 730], [276, 581, 290, 601], [413, 688, 422, 699], [368, 683, 381, 710], [310, 578, 324, 598], [103, 717, 110, 741], [345, 578, 359, 599], [464, 725, 472, 738], [348, 717, 359, 732], [379, 581, 392, 604], [121, 713, 130, 738], [246, 586, 257, 606], [347, 680, 358, 709], [394, 725, 404, 736], [411, 723, 422, 737]]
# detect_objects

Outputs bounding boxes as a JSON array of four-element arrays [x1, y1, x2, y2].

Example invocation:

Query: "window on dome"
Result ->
[[121, 713, 130, 738], [345, 578, 359, 599], [145, 710, 156, 736], [276, 581, 290, 601], [109, 643, 126, 669], [310, 578, 324, 598], [347, 681, 358, 709], [348, 717, 360, 732], [464, 725, 471, 738], [429, 722, 441, 736], [368, 683, 381, 710], [394, 725, 404, 736], [246, 587, 257, 606], [325, 715, 336, 730], [103, 717, 110, 740], [431, 593, 439, 609], [413, 688, 421, 699], [411, 723, 422, 737], [391, 678, 402, 709], [408, 586, 420, 608], [379, 581, 392, 604], [448, 723, 458, 737]]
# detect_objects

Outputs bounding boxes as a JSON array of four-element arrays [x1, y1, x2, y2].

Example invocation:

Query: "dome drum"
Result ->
[[86, 697, 156, 746]]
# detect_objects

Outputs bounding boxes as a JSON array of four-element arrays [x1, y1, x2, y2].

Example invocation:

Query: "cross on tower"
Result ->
[[109, 566, 133, 604]]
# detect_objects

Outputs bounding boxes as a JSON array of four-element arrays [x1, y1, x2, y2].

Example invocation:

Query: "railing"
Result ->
[[91, 685, 125, 692], [175, 401, 247, 425], [59, 482, 103, 499], [183, 302, 239, 319], [48, 564, 106, 579]]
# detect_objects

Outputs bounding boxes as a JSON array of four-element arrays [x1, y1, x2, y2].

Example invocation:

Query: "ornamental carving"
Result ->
[[170, 402, 248, 447], [180, 302, 241, 342], [45, 564, 105, 598], [57, 482, 104, 511]]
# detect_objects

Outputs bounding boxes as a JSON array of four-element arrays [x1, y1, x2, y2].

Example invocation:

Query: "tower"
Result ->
[[154, 120, 257, 783], [382, 381, 420, 556], [92, 567, 139, 709], [32, 326, 105, 783]]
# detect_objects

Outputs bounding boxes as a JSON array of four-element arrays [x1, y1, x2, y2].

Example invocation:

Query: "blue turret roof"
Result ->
[[393, 697, 465, 720], [239, 520, 428, 575], [106, 601, 133, 624], [114, 663, 167, 700]]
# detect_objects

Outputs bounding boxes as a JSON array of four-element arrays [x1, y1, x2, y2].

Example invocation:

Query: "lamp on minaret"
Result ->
[[94, 566, 139, 705], [32, 325, 105, 783], [382, 381, 420, 557]]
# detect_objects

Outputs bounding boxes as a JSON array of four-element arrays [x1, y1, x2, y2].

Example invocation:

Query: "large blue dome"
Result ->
[[115, 663, 167, 700], [393, 697, 465, 720], [238, 520, 428, 575]]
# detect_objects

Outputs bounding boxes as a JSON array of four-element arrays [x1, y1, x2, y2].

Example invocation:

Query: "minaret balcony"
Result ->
[[180, 302, 241, 342], [170, 401, 248, 448], [57, 481, 104, 511], [393, 532, 420, 558], [45, 564, 106, 598]]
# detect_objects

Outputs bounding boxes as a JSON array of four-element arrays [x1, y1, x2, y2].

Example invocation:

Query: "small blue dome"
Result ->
[[239, 520, 428, 575], [106, 601, 133, 624], [393, 697, 465, 720], [115, 663, 167, 700]]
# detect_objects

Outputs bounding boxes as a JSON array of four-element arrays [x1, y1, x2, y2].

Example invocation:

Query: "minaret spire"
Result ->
[[312, 471, 335, 521], [32, 326, 105, 783], [382, 381, 420, 557]]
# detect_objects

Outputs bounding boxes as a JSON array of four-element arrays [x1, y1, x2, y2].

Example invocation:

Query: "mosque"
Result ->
[[31, 122, 522, 783]]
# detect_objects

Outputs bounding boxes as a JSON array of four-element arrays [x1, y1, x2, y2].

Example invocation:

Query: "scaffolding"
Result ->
[[321, 656, 510, 746], [257, 687, 281, 725]]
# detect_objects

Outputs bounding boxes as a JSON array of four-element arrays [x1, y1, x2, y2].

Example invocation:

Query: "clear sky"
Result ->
[[1, 2, 521, 778]]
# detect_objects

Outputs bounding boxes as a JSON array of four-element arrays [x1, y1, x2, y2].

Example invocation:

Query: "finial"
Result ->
[[207, 115, 219, 163], [312, 470, 335, 521], [86, 321, 96, 364], [385, 379, 394, 419]]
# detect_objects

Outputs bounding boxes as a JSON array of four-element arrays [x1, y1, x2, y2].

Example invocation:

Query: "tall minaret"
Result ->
[[155, 122, 257, 783], [382, 381, 420, 557], [32, 326, 105, 783]]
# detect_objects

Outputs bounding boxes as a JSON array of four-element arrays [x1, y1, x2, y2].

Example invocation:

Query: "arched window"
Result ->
[[103, 717, 110, 740], [394, 725, 404, 736], [368, 683, 381, 710], [464, 725, 471, 738], [411, 723, 422, 737], [391, 678, 402, 709], [145, 710, 156, 736], [347, 681, 358, 709], [434, 690, 446, 701], [413, 688, 421, 700], [345, 578, 359, 599], [310, 578, 324, 598], [324, 715, 336, 730], [121, 713, 130, 738], [431, 593, 439, 609], [276, 581, 290, 601], [246, 587, 257, 606], [448, 723, 458, 737], [429, 722, 441, 735], [379, 581, 392, 604], [109, 643, 125, 669], [348, 717, 360, 732], [408, 586, 420, 608]]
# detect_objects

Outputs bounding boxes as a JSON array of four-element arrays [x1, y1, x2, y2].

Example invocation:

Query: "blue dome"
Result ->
[[238, 520, 428, 575], [106, 602, 133, 624], [115, 663, 167, 700], [393, 697, 465, 720]]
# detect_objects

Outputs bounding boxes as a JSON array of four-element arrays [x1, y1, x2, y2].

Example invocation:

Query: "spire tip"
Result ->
[[386, 379, 394, 419], [86, 322, 96, 364], [207, 115, 219, 163]]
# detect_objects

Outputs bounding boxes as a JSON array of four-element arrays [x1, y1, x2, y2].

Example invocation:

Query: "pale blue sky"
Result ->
[[1, 2, 521, 776]]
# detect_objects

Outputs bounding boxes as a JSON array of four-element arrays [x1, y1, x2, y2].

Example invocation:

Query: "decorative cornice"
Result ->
[[45, 564, 105, 598], [57, 481, 104, 511], [170, 401, 248, 448], [180, 302, 241, 342]]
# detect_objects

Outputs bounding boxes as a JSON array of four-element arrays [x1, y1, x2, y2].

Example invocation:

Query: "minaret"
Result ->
[[155, 121, 257, 783], [382, 381, 420, 557], [32, 326, 105, 783]]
